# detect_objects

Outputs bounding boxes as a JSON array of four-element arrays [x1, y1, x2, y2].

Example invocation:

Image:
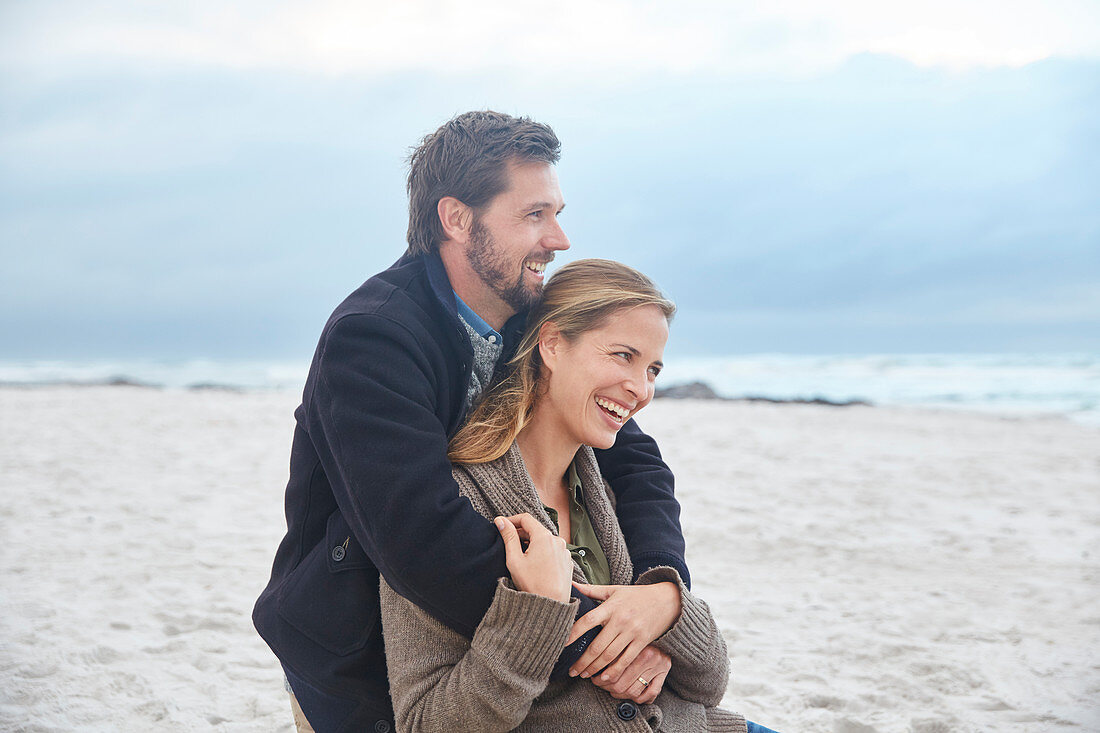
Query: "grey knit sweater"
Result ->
[[458, 314, 504, 411], [379, 443, 747, 732]]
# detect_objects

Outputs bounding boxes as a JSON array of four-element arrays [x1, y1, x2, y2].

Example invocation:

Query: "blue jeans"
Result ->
[[747, 722, 781, 733]]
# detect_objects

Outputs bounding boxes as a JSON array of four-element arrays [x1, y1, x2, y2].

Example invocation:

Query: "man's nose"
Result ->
[[543, 218, 570, 252]]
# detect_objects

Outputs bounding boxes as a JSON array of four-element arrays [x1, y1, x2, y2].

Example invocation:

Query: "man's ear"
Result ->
[[537, 322, 564, 373], [438, 197, 473, 245]]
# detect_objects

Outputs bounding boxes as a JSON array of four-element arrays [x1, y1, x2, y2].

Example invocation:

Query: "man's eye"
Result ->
[[528, 210, 542, 219]]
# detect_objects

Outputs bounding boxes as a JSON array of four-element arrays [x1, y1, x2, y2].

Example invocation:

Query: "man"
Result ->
[[253, 111, 690, 732]]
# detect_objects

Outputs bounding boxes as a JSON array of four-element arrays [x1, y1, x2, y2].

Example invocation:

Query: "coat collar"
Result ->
[[420, 250, 528, 355], [423, 250, 461, 321]]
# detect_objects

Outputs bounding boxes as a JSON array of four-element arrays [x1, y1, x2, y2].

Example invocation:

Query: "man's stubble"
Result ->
[[466, 216, 542, 315]]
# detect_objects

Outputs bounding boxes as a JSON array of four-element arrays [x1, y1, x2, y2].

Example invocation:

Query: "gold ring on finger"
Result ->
[[637, 676, 649, 687]]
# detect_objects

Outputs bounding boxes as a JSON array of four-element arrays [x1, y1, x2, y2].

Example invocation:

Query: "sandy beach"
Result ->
[[0, 385, 1097, 732]]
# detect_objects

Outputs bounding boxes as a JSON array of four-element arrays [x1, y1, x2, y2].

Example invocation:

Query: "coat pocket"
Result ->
[[277, 511, 381, 656]]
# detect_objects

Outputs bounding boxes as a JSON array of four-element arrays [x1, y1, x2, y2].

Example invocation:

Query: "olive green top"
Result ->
[[542, 461, 612, 586]]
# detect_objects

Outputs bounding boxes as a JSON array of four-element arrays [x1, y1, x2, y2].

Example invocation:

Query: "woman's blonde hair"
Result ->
[[448, 258, 675, 465]]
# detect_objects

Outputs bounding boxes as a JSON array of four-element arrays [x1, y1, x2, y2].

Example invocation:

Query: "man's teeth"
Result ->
[[525, 261, 547, 274], [595, 397, 629, 422]]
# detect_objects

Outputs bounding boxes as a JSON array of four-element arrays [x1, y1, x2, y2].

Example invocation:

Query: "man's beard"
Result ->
[[466, 217, 542, 314]]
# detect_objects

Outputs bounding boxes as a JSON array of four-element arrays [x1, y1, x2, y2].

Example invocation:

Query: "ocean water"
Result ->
[[0, 359, 310, 391], [2, 353, 1098, 425], [661, 353, 1100, 425]]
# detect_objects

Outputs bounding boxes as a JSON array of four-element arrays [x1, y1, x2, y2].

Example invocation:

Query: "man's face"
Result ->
[[465, 160, 569, 316]]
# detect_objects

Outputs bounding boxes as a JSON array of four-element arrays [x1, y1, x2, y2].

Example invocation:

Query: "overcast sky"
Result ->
[[1, 1, 1098, 358]]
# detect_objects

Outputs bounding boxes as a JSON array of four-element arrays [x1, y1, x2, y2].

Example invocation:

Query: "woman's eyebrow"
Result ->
[[612, 343, 665, 368]]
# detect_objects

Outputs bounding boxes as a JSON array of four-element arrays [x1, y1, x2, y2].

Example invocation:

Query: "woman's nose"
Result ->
[[623, 367, 646, 398]]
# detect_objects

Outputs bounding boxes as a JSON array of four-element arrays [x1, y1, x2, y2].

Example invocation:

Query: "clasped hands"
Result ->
[[495, 513, 682, 703]]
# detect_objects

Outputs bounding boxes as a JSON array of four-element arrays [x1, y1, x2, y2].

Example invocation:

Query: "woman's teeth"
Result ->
[[595, 397, 628, 422]]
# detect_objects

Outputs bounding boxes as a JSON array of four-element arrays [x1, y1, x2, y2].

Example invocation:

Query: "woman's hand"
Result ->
[[590, 645, 671, 704], [566, 581, 682, 681], [495, 514, 573, 603]]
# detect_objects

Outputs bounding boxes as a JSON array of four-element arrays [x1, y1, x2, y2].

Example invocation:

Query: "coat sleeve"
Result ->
[[380, 577, 576, 732], [635, 566, 730, 707], [594, 419, 691, 588], [308, 312, 507, 637]]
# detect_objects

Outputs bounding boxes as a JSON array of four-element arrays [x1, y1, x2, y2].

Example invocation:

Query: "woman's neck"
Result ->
[[515, 405, 581, 503]]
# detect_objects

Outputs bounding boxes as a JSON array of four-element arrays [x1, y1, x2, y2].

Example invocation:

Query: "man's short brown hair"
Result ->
[[405, 111, 561, 256]]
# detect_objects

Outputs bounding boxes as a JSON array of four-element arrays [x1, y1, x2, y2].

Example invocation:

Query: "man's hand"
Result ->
[[589, 645, 671, 704], [566, 581, 682, 681]]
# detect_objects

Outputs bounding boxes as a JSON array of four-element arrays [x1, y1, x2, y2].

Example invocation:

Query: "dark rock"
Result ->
[[186, 382, 244, 392], [733, 395, 872, 407], [0, 377, 162, 389], [654, 381, 872, 407], [104, 376, 159, 388], [654, 381, 727, 400]]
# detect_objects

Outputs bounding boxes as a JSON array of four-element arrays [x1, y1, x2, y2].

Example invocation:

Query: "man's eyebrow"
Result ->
[[525, 201, 565, 212]]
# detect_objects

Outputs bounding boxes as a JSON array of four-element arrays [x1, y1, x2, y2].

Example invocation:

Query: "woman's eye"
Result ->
[[648, 366, 662, 378], [614, 351, 632, 361]]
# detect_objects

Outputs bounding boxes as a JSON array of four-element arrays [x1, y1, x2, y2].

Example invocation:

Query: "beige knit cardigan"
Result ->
[[379, 443, 748, 732]]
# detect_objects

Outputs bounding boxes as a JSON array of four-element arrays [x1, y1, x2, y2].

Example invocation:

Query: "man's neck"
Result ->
[[453, 288, 511, 333], [439, 244, 513, 332]]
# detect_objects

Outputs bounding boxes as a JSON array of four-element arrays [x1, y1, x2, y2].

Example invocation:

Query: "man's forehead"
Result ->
[[499, 159, 564, 207]]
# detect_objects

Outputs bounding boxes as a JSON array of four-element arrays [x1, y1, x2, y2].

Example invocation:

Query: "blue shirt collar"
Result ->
[[453, 291, 504, 346]]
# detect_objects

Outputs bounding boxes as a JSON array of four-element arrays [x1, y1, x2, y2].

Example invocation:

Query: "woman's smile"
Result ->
[[594, 396, 632, 424]]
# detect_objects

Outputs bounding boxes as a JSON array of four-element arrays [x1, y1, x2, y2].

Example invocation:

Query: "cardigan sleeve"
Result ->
[[635, 566, 730, 707], [380, 576, 577, 732]]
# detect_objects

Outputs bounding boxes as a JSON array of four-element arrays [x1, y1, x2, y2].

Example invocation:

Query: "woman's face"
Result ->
[[540, 304, 669, 450]]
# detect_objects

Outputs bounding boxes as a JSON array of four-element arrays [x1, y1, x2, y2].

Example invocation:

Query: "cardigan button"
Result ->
[[616, 701, 638, 721], [331, 545, 346, 562], [373, 721, 390, 733]]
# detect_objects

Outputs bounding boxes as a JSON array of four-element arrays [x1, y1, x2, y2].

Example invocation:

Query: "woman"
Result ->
[[379, 259, 750, 731]]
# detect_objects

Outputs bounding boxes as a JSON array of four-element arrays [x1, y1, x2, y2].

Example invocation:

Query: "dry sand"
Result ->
[[0, 386, 1097, 732]]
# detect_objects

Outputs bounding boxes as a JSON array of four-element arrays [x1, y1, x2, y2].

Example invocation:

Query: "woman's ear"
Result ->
[[537, 322, 563, 372], [437, 196, 473, 244]]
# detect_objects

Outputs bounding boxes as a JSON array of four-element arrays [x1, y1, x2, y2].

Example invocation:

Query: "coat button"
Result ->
[[373, 721, 390, 733], [617, 701, 638, 721], [331, 545, 346, 562]]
